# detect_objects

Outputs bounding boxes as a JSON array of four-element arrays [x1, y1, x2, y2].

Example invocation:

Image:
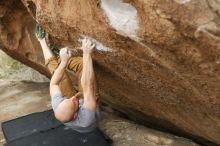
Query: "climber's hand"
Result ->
[[59, 47, 71, 63], [81, 38, 95, 54]]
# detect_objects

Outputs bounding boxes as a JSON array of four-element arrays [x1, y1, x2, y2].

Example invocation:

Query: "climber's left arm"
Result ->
[[50, 48, 71, 97]]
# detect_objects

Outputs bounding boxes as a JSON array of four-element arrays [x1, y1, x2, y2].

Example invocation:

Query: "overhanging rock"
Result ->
[[0, 0, 219, 145]]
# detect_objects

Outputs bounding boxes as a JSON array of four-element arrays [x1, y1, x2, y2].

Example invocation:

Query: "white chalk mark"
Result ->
[[79, 36, 115, 53], [90, 38, 115, 53], [101, 0, 139, 40], [174, 0, 191, 4]]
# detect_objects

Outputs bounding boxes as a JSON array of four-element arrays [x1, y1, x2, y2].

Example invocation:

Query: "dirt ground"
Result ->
[[0, 81, 199, 146]]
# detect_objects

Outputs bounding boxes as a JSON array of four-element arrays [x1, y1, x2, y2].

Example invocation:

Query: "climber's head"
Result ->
[[54, 96, 79, 123]]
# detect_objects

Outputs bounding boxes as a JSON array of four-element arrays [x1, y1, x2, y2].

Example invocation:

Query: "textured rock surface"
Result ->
[[0, 0, 219, 145], [100, 109, 200, 146]]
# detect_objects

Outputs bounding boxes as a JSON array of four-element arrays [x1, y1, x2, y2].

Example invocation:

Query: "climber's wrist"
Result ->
[[81, 48, 92, 55], [83, 51, 92, 55], [60, 60, 68, 67]]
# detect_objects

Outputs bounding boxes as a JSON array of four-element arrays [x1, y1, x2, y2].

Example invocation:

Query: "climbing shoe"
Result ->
[[35, 23, 46, 40], [48, 44, 60, 57]]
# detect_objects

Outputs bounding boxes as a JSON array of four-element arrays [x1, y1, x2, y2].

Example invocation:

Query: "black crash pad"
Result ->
[[2, 110, 111, 146], [2, 110, 61, 142]]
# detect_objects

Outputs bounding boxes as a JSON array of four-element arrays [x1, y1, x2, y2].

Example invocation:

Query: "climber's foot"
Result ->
[[35, 23, 46, 40], [48, 44, 60, 57]]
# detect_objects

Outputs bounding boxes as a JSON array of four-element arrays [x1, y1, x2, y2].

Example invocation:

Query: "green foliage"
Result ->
[[0, 51, 22, 79]]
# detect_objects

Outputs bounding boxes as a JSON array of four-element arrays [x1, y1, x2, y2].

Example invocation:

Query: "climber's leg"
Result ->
[[66, 57, 83, 93], [38, 38, 76, 98], [39, 38, 54, 61], [67, 56, 100, 102]]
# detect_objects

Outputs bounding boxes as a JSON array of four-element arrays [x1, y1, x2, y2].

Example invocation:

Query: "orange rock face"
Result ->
[[0, 0, 219, 145]]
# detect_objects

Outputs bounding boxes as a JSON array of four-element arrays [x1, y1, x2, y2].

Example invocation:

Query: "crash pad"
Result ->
[[2, 110, 111, 146]]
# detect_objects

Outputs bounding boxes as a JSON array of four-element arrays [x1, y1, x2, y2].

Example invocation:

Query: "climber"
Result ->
[[36, 24, 100, 133]]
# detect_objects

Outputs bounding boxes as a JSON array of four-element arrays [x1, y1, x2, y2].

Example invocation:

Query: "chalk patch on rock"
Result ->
[[80, 36, 115, 53], [101, 0, 139, 40], [91, 38, 115, 53], [195, 22, 220, 46], [174, 0, 191, 4]]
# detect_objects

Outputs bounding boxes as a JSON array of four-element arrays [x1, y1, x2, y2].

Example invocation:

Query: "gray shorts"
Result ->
[[64, 100, 101, 133]]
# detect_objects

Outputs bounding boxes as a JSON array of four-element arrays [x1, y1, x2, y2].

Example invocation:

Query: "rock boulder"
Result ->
[[0, 0, 219, 145]]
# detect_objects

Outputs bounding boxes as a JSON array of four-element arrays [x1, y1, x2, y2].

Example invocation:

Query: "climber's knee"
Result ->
[[67, 57, 83, 74], [45, 56, 59, 74]]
